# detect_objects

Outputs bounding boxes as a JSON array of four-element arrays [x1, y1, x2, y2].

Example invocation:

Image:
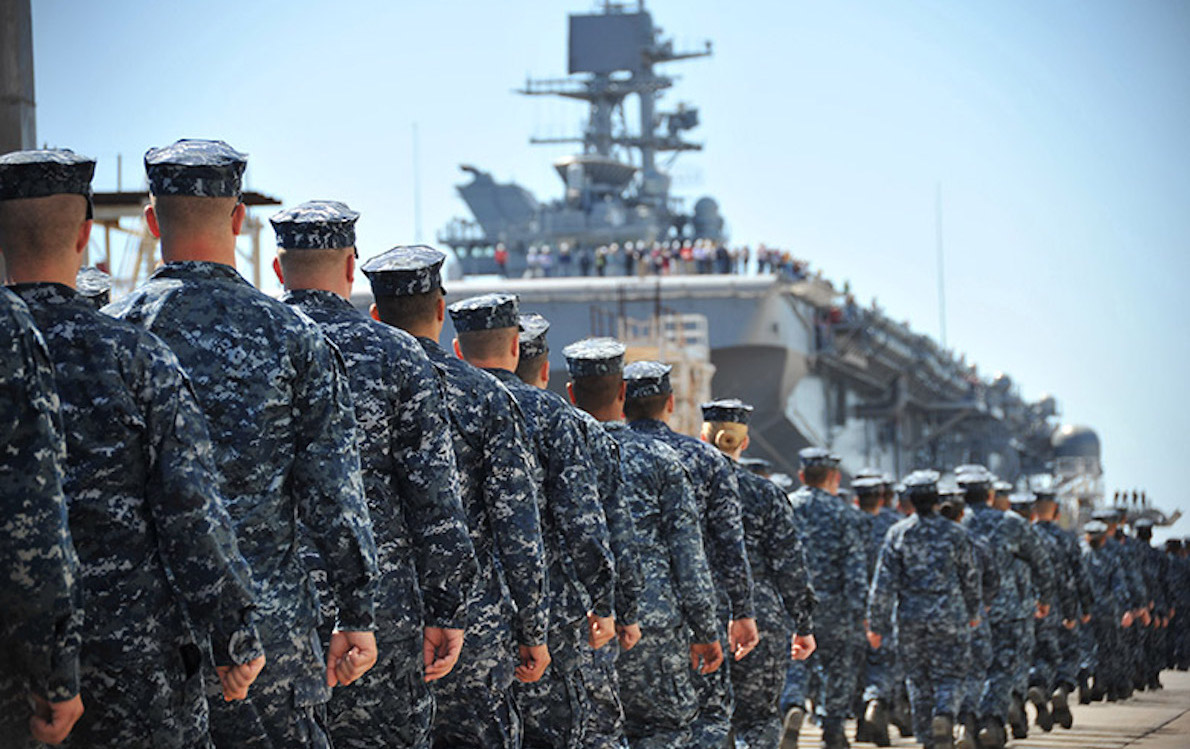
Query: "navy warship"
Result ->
[[426, 1, 1137, 526]]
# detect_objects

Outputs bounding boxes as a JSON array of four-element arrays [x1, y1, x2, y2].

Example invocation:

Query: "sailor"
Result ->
[[957, 467, 1054, 749], [271, 203, 478, 748], [1029, 488, 1092, 730], [0, 287, 83, 747], [1133, 518, 1171, 689], [623, 360, 759, 749], [363, 246, 550, 749], [868, 470, 981, 749], [517, 317, 644, 749], [1090, 507, 1146, 700], [74, 265, 111, 309], [449, 293, 617, 749], [1, 147, 264, 745], [106, 139, 379, 747], [779, 448, 868, 749], [1001, 495, 1050, 739], [1079, 520, 1136, 704], [1115, 515, 1158, 694], [563, 337, 723, 748], [699, 398, 818, 749], [853, 475, 900, 746]]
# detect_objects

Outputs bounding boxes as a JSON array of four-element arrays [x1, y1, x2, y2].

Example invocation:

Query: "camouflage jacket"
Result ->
[[734, 465, 816, 635], [107, 261, 377, 642], [417, 338, 549, 646], [1080, 540, 1132, 620], [861, 508, 900, 582], [488, 368, 615, 626], [868, 513, 981, 636], [572, 406, 643, 627], [961, 503, 1054, 623], [16, 282, 260, 666], [787, 485, 868, 625], [628, 418, 756, 619], [0, 288, 82, 701], [1136, 540, 1170, 614], [1034, 520, 1093, 620], [284, 290, 476, 639], [602, 422, 719, 642]]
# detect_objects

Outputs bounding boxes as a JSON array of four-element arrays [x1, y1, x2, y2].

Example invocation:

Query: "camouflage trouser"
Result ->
[[1145, 624, 1167, 681], [960, 619, 992, 717], [899, 619, 969, 741], [208, 627, 331, 749], [1089, 617, 1127, 692], [583, 643, 628, 748], [781, 619, 861, 720], [1013, 616, 1036, 698], [63, 645, 212, 748], [689, 609, 733, 749], [431, 577, 521, 749], [515, 619, 591, 749], [1029, 618, 1063, 693], [729, 622, 788, 749], [979, 618, 1027, 722], [1055, 622, 1081, 690], [0, 668, 38, 749], [328, 634, 432, 748], [616, 625, 698, 749]]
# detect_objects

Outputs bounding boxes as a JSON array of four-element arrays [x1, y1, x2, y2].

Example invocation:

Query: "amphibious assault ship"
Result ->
[[430, 1, 1119, 525]]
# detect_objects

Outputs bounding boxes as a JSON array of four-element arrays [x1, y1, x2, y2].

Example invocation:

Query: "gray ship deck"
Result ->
[[790, 670, 1190, 748]]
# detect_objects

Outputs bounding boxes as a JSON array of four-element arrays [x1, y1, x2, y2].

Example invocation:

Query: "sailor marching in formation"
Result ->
[[0, 140, 1186, 749]]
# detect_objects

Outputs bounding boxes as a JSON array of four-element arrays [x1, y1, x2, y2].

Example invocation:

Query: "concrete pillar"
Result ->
[[0, 0, 35, 155]]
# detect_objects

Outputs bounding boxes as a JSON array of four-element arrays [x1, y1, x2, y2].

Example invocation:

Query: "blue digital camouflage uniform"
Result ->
[[729, 465, 817, 749], [781, 484, 868, 723], [602, 422, 721, 749], [1117, 531, 1155, 689], [282, 286, 478, 749], [960, 502, 1055, 724], [1134, 528, 1169, 687], [627, 415, 755, 748], [869, 506, 981, 742], [415, 336, 550, 749], [1012, 520, 1051, 709], [74, 266, 111, 309], [572, 406, 644, 749], [1079, 526, 1132, 696], [0, 288, 82, 748], [959, 534, 999, 721], [486, 366, 616, 749], [108, 259, 378, 747], [1031, 519, 1087, 698], [15, 281, 263, 747], [860, 505, 901, 706]]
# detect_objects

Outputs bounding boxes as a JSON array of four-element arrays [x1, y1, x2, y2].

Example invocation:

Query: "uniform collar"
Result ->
[[8, 281, 80, 306], [279, 287, 355, 311], [150, 260, 251, 285]]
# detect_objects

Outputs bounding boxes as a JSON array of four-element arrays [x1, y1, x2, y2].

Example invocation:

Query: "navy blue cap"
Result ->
[[1134, 518, 1154, 529], [623, 361, 673, 399], [852, 476, 884, 495], [0, 149, 95, 219], [1084, 520, 1109, 536], [1091, 508, 1121, 522], [518, 313, 550, 359], [448, 293, 519, 333], [563, 337, 626, 378], [144, 139, 246, 197], [361, 245, 446, 297], [956, 468, 993, 489], [75, 266, 111, 308], [739, 457, 772, 474], [902, 469, 941, 495], [855, 467, 883, 479], [1032, 489, 1058, 503], [799, 447, 840, 469], [270, 200, 359, 250], [700, 398, 753, 425]]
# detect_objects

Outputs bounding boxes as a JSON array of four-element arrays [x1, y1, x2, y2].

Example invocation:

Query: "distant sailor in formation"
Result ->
[[1, 136, 1186, 749]]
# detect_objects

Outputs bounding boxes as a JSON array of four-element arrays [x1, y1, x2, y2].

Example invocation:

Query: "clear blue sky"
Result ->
[[30, 0, 1190, 536]]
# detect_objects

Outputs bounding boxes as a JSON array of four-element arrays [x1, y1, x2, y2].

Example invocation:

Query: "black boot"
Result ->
[[931, 714, 955, 749], [976, 717, 1006, 749], [860, 699, 891, 747], [1051, 685, 1073, 730], [1008, 694, 1028, 739], [1078, 672, 1092, 704], [1028, 685, 1053, 732], [821, 717, 850, 749], [891, 694, 913, 738], [954, 713, 977, 749], [778, 706, 805, 749]]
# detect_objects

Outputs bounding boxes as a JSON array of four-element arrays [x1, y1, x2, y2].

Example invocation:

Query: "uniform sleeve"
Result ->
[[843, 509, 870, 623], [658, 456, 720, 643], [1016, 517, 1055, 607], [955, 531, 981, 621], [867, 531, 900, 636], [705, 452, 756, 619], [1070, 536, 1094, 618], [292, 334, 378, 630], [591, 429, 643, 626], [140, 343, 263, 666], [763, 484, 817, 635], [484, 392, 550, 646], [392, 350, 477, 629], [0, 315, 82, 701], [544, 412, 616, 618]]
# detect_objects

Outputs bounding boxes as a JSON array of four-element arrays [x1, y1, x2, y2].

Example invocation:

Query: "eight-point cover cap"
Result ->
[[0, 148, 96, 218], [144, 139, 247, 197], [270, 200, 359, 250], [518, 313, 550, 359], [361, 245, 447, 297], [448, 293, 519, 332], [700, 398, 754, 425], [563, 338, 627, 378], [623, 360, 673, 399]]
